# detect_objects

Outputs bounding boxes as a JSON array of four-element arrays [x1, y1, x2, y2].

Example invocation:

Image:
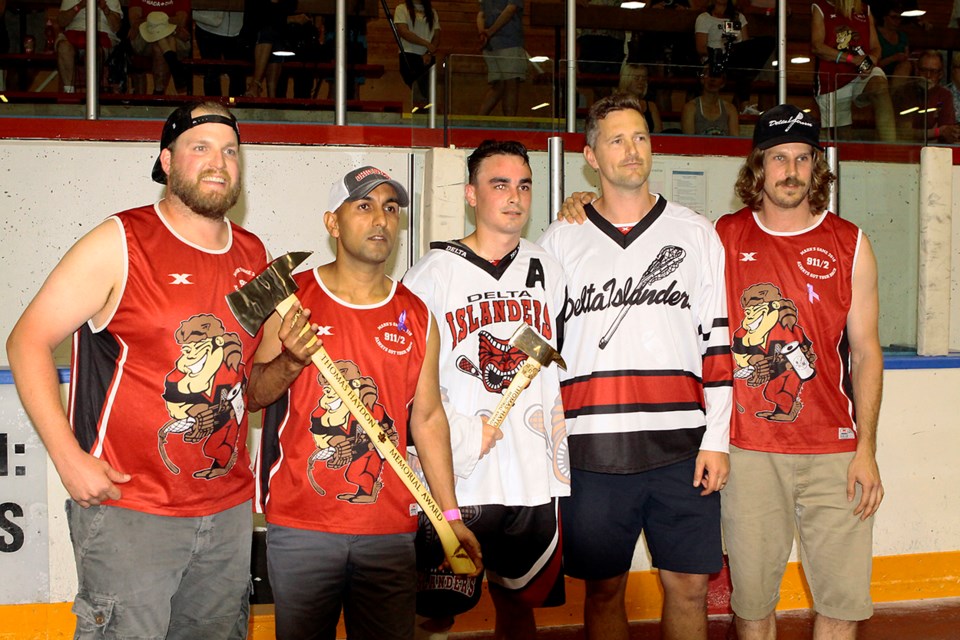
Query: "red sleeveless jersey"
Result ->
[[68, 204, 268, 516], [813, 0, 872, 94], [716, 207, 861, 454], [258, 271, 430, 535]]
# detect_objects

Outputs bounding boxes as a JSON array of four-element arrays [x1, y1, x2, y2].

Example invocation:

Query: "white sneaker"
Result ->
[[741, 103, 761, 116]]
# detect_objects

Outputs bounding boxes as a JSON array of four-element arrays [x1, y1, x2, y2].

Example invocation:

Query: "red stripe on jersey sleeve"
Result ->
[[702, 351, 733, 386]]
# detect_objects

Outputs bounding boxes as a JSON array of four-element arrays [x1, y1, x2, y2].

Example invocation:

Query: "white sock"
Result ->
[[64, 86, 75, 93]]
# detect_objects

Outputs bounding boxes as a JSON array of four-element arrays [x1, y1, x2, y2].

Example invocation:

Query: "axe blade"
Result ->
[[508, 324, 566, 370], [226, 251, 313, 336]]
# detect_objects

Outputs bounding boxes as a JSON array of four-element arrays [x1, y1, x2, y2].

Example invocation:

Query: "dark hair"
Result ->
[[585, 92, 646, 148], [734, 147, 835, 213], [404, 0, 435, 30], [467, 140, 530, 184], [706, 0, 738, 20]]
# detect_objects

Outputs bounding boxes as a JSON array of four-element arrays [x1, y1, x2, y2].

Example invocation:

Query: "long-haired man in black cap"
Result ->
[[715, 104, 883, 639], [245, 165, 482, 640], [6, 101, 312, 639]]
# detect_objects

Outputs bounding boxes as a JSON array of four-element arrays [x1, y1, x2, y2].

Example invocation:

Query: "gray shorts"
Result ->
[[267, 524, 417, 640], [816, 66, 887, 128], [484, 47, 528, 82], [67, 499, 252, 640]]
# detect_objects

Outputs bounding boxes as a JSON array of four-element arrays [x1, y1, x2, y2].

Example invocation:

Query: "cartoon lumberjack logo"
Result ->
[[307, 360, 399, 502], [158, 314, 246, 478], [732, 283, 817, 422]]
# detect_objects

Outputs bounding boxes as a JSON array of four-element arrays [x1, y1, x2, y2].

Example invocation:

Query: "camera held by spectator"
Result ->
[[708, 19, 740, 75]]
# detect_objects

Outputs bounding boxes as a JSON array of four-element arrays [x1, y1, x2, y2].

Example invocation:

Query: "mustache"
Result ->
[[777, 178, 806, 188], [199, 169, 231, 183]]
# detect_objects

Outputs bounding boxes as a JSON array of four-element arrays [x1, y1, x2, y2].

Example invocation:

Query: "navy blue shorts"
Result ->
[[561, 456, 722, 580]]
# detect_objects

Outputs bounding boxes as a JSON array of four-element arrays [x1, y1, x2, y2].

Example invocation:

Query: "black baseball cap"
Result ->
[[752, 104, 823, 151], [152, 104, 241, 184], [328, 166, 410, 212]]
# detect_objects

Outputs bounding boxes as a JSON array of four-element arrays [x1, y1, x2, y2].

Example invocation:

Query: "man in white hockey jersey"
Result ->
[[539, 93, 732, 640], [404, 140, 569, 640]]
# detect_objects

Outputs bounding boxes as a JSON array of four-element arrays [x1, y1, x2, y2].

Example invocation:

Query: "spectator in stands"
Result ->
[[898, 50, 959, 142], [695, 0, 774, 114], [618, 62, 663, 132], [192, 8, 250, 97], [948, 51, 960, 124], [682, 66, 740, 136], [477, 0, 525, 116], [56, 0, 122, 94], [951, 0, 959, 27], [394, 0, 440, 110], [811, 0, 897, 141], [0, 0, 9, 91], [874, 1, 910, 79], [246, 0, 298, 97], [128, 0, 191, 95], [577, 0, 627, 98]]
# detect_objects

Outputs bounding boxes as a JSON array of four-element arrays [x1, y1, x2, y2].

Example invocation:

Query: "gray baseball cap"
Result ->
[[328, 166, 410, 212]]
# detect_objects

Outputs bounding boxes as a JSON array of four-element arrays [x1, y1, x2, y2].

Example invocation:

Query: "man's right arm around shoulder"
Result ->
[[6, 219, 131, 508]]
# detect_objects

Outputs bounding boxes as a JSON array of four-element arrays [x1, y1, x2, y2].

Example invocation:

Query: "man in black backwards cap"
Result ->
[[714, 104, 884, 640], [7, 101, 318, 639]]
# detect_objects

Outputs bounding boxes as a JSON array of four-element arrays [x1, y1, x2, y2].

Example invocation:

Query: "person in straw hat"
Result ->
[[128, 0, 191, 94]]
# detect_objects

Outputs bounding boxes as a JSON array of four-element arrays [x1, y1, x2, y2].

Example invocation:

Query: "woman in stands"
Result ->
[[618, 63, 662, 132], [393, 0, 440, 110]]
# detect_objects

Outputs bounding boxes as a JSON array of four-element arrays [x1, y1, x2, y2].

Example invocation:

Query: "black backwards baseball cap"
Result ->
[[752, 104, 824, 152], [152, 104, 241, 184], [328, 166, 410, 212]]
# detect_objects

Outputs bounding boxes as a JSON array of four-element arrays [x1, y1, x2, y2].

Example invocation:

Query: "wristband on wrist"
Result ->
[[933, 126, 941, 138], [442, 508, 462, 521], [835, 51, 844, 63]]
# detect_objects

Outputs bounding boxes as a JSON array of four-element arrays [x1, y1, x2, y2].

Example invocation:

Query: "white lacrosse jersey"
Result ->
[[538, 197, 732, 474], [403, 239, 570, 507]]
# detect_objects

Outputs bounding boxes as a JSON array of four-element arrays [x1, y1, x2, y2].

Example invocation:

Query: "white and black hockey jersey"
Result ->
[[538, 197, 732, 474], [403, 239, 570, 507]]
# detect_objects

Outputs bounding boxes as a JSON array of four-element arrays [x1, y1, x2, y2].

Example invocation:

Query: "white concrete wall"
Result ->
[[0, 140, 926, 359], [1, 138, 957, 602]]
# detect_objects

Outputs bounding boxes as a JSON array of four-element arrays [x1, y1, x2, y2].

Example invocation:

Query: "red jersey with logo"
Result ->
[[812, 0, 873, 94], [258, 271, 430, 535], [68, 204, 268, 516], [716, 207, 861, 454]]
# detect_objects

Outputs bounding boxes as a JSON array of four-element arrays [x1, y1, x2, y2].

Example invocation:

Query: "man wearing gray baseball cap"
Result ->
[[246, 165, 483, 640], [716, 103, 884, 640]]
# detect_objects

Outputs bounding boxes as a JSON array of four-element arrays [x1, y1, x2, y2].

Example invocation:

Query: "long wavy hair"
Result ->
[[734, 147, 836, 213], [834, 0, 864, 19], [404, 0, 435, 30]]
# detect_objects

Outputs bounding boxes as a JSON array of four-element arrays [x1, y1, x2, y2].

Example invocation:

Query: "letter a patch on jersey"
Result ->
[[526, 258, 545, 290]]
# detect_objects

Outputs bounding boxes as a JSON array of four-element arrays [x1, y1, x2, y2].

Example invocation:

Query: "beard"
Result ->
[[168, 166, 242, 220]]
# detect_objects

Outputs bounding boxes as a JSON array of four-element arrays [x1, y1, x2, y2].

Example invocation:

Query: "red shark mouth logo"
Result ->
[[455, 330, 526, 394]]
